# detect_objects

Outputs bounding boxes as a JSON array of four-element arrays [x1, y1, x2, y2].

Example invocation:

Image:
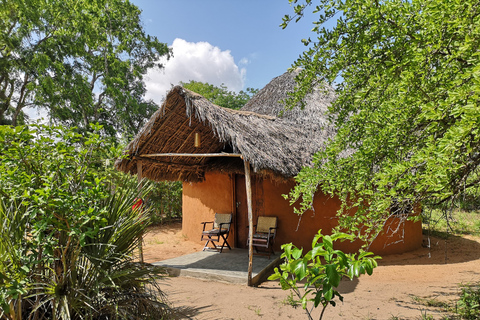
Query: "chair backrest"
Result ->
[[214, 213, 232, 229], [256, 216, 277, 233]]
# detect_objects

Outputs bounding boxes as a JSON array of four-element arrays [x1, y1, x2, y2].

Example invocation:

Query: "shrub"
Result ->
[[148, 181, 183, 224], [457, 283, 480, 319], [269, 230, 380, 320], [0, 124, 172, 319]]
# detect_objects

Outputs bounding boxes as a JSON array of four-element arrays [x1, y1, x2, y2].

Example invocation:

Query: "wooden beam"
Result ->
[[139, 152, 243, 158], [137, 160, 144, 263], [134, 156, 206, 171], [137, 159, 143, 184], [230, 174, 236, 253], [244, 160, 254, 286]]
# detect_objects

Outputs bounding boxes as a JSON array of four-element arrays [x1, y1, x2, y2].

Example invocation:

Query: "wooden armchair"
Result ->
[[201, 213, 233, 253], [248, 216, 277, 258]]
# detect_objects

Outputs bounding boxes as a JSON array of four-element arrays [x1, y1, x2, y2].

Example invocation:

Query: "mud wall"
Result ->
[[182, 172, 422, 255], [182, 172, 235, 248]]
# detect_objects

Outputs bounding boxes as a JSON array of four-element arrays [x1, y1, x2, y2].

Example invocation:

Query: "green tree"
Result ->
[[180, 80, 258, 110], [284, 0, 480, 242], [0, 0, 169, 137]]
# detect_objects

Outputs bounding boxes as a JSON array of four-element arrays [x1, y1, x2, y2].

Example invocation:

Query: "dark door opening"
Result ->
[[234, 174, 264, 248]]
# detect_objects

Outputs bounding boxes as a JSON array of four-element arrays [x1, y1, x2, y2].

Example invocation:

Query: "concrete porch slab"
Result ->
[[152, 248, 281, 286]]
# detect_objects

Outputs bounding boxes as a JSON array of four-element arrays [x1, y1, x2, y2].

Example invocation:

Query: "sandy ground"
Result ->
[[143, 222, 480, 320]]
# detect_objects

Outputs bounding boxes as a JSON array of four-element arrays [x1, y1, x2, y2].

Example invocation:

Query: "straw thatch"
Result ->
[[115, 70, 337, 182], [242, 69, 336, 134]]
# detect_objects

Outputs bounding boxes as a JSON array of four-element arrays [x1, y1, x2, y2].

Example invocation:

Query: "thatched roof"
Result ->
[[115, 70, 336, 182], [242, 69, 336, 132]]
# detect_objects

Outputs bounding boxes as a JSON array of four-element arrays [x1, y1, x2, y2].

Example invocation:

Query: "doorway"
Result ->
[[234, 174, 264, 248]]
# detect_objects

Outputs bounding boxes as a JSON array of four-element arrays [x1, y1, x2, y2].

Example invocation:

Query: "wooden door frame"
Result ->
[[233, 173, 264, 248]]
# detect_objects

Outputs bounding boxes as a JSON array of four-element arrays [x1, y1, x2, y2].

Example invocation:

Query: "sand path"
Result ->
[[143, 222, 480, 319]]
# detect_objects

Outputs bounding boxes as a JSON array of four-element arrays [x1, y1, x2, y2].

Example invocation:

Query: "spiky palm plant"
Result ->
[[0, 200, 33, 320], [0, 178, 173, 320], [0, 124, 176, 319]]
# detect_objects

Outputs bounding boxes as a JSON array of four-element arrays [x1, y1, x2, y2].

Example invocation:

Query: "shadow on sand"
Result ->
[[378, 232, 480, 266]]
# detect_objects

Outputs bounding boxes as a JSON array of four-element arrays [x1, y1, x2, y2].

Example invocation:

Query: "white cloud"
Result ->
[[239, 57, 250, 66], [144, 38, 246, 103]]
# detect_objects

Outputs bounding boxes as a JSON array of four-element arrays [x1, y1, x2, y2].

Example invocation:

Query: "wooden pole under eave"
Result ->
[[244, 160, 254, 286], [137, 160, 144, 263]]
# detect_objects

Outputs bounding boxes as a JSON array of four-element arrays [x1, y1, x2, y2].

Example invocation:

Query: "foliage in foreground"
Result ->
[[456, 283, 480, 319], [269, 231, 380, 320], [0, 124, 172, 319], [284, 0, 480, 242]]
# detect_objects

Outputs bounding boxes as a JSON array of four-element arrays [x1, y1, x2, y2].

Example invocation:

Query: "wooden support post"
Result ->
[[244, 160, 254, 286], [137, 160, 144, 263]]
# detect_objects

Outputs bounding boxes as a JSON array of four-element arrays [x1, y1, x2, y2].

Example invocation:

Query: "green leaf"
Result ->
[[279, 277, 291, 290], [312, 229, 323, 247], [314, 291, 323, 307], [292, 247, 303, 260], [347, 265, 355, 279], [293, 258, 308, 280], [311, 245, 327, 259], [325, 264, 341, 287], [333, 250, 349, 267], [323, 284, 333, 301], [282, 243, 293, 258], [364, 259, 375, 275], [323, 235, 333, 251], [268, 269, 280, 281]]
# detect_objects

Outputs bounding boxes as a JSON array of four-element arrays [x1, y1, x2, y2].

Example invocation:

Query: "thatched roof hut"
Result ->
[[115, 70, 336, 182], [114, 70, 424, 260]]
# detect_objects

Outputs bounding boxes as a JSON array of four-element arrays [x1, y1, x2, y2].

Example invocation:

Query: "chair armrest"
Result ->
[[201, 221, 214, 231], [218, 222, 232, 233], [267, 226, 277, 237]]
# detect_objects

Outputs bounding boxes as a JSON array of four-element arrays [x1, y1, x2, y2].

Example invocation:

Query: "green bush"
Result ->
[[457, 283, 480, 319], [269, 230, 380, 320], [0, 124, 172, 319], [148, 181, 182, 224]]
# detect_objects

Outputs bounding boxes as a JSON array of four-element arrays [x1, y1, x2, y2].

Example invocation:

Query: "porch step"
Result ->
[[152, 248, 281, 286]]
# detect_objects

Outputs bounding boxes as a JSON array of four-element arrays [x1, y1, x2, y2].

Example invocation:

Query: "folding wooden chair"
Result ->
[[201, 213, 233, 253], [248, 216, 277, 258]]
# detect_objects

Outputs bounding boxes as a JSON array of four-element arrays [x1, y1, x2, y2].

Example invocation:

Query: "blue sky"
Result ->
[[131, 0, 319, 102]]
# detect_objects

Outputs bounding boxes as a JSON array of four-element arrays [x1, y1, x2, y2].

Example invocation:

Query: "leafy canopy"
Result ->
[[180, 80, 258, 110], [1, 0, 170, 137], [285, 0, 480, 239]]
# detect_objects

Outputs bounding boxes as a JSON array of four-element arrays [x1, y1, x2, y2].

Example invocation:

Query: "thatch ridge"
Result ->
[[115, 70, 337, 182]]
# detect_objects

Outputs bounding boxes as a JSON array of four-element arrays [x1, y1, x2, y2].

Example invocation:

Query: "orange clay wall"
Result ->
[[262, 178, 423, 255], [262, 178, 340, 252], [182, 172, 423, 255], [182, 172, 235, 248]]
